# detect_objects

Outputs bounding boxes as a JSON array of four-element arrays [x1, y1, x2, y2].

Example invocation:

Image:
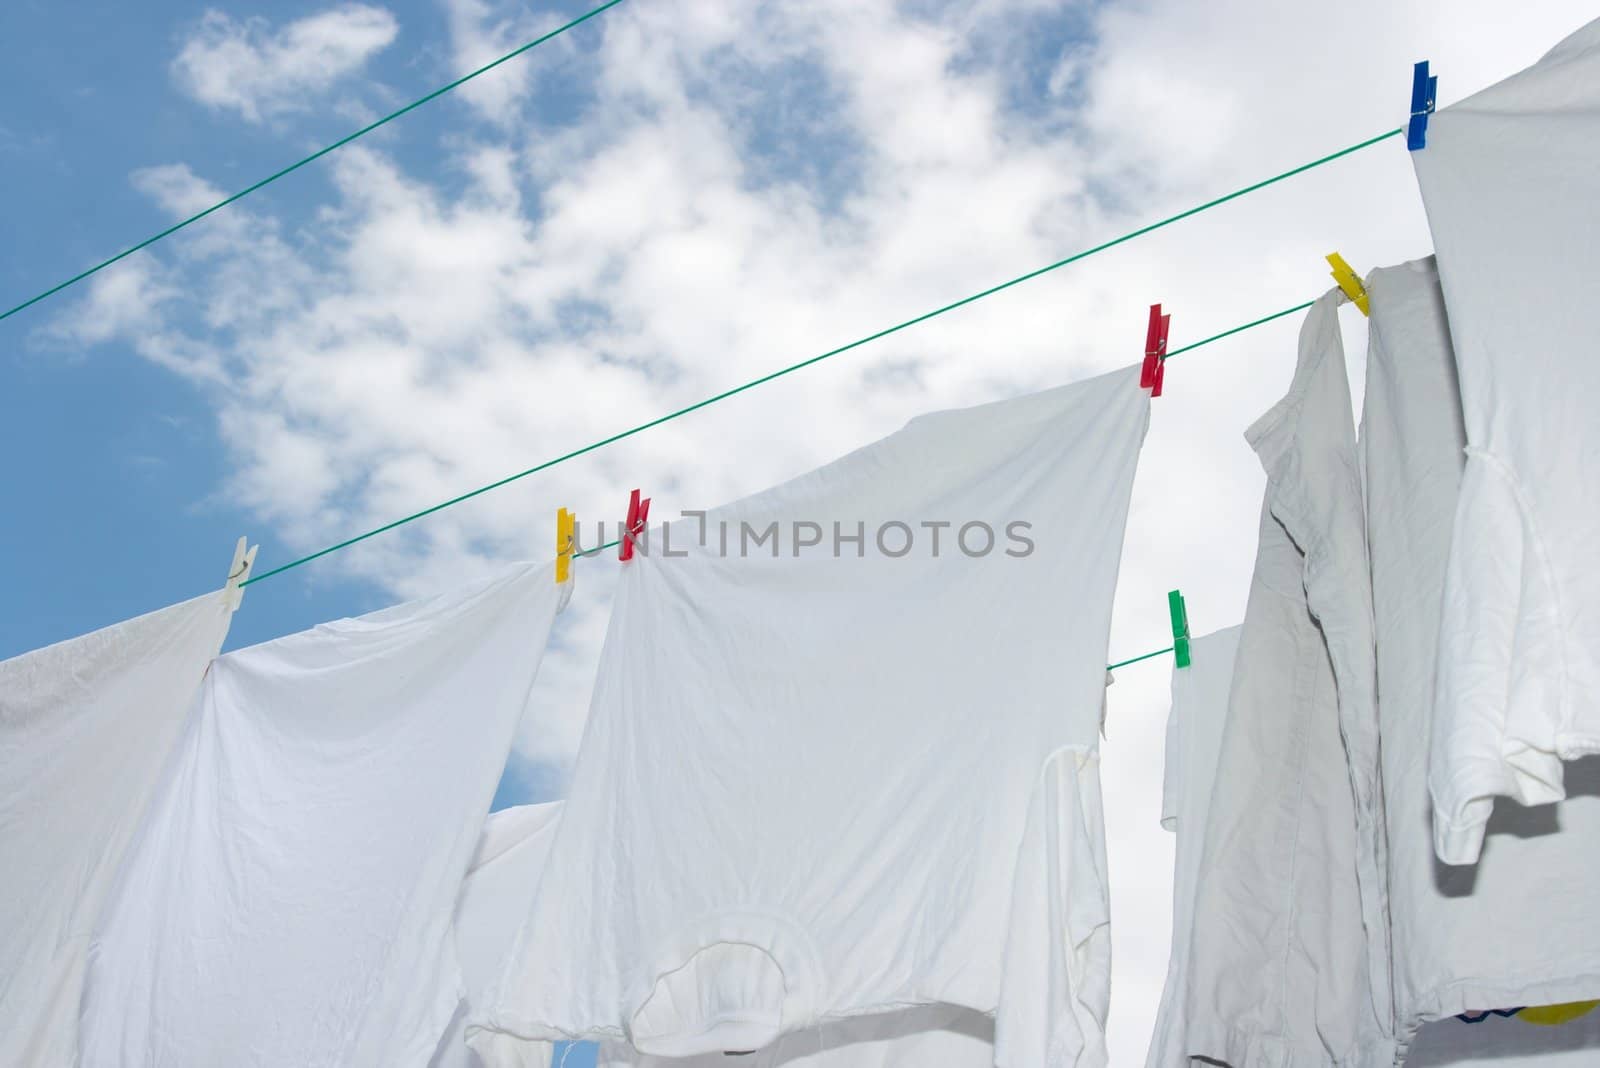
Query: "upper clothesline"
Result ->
[[2, 0, 1416, 623], [235, 126, 1391, 588], [0, 0, 630, 324]]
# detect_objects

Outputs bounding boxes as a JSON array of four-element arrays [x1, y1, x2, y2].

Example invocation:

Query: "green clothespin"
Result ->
[[1168, 589, 1191, 668]]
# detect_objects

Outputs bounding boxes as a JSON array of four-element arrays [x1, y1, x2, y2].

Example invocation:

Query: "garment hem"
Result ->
[[1398, 972, 1600, 1052]]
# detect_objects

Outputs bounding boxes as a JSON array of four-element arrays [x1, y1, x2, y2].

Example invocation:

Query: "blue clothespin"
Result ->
[[1407, 61, 1438, 151]]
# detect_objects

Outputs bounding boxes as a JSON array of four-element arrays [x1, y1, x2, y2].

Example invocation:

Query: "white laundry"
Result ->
[[444, 811, 996, 1068], [79, 562, 563, 1068], [470, 366, 1150, 1067], [432, 803, 564, 1068], [0, 591, 233, 1067], [595, 1004, 995, 1067], [1184, 292, 1391, 1067], [1404, 1009, 1600, 1068], [1410, 17, 1600, 864], [1362, 257, 1600, 1058], [1145, 625, 1241, 1068]]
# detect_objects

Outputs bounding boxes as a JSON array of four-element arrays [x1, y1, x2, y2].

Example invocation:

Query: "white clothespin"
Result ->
[[224, 536, 259, 613], [1100, 670, 1114, 737]]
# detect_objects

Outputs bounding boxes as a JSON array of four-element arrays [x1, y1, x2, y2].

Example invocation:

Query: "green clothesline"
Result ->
[[242, 294, 1319, 590], [240, 128, 1396, 587], [1107, 645, 1179, 673], [569, 537, 1184, 671], [0, 0, 627, 324], [240, 293, 1321, 590], [0, 0, 1399, 677]]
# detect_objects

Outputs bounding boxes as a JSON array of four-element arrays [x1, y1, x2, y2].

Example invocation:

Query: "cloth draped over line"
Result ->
[[78, 562, 563, 1068], [470, 365, 1151, 1068]]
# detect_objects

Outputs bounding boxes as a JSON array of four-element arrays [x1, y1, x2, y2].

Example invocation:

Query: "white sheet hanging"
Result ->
[[471, 366, 1149, 1067], [79, 562, 562, 1067], [0, 590, 233, 1067]]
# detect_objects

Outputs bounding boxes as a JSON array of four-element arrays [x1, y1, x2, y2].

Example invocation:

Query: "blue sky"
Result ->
[[2, 1, 1594, 1062], [1, 0, 414, 656]]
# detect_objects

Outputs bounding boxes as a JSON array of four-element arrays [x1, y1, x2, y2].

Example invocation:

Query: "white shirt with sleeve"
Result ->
[[1410, 16, 1600, 864]]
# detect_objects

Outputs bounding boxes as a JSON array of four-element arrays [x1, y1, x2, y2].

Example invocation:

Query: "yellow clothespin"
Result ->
[[1326, 253, 1369, 316], [1520, 1001, 1600, 1027], [555, 508, 575, 584]]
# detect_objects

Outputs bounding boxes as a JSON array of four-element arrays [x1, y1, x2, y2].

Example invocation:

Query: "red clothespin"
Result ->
[[1140, 303, 1172, 397], [620, 487, 651, 561]]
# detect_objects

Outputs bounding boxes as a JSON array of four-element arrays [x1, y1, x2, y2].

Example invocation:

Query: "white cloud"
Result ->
[[58, 2, 1599, 1061], [442, 0, 543, 124], [172, 4, 399, 123]]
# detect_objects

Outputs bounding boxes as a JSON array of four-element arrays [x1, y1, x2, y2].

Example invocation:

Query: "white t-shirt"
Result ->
[[446, 813, 1000, 1068], [1184, 292, 1391, 1067], [446, 810, 998, 1068], [79, 562, 563, 1067], [1363, 257, 1600, 1055], [471, 366, 1150, 1067], [0, 590, 233, 1067], [433, 803, 564, 1068], [1410, 17, 1600, 864], [1145, 625, 1240, 1068]]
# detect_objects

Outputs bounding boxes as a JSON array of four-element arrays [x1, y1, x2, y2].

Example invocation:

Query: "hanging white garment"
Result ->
[[470, 366, 1150, 1067], [432, 803, 564, 1068], [1409, 17, 1600, 864], [79, 562, 563, 1068], [0, 591, 234, 1067], [1184, 292, 1391, 1067], [1144, 625, 1241, 1068], [594, 1004, 995, 1067], [1362, 257, 1600, 1059]]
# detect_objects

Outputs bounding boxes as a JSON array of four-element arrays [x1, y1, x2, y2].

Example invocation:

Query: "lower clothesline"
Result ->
[[263, 299, 1321, 674], [561, 301, 1321, 672], [237, 295, 1320, 591], [572, 538, 1191, 674], [237, 296, 1321, 683]]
